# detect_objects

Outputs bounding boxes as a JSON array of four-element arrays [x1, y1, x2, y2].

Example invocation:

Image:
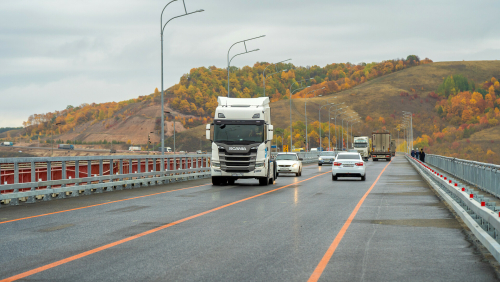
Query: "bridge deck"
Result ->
[[0, 157, 497, 281]]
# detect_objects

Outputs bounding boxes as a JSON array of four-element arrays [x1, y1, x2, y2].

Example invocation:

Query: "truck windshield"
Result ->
[[354, 142, 367, 148], [214, 124, 264, 144]]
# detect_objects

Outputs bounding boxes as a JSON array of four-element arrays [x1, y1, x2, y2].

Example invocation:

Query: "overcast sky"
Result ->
[[1, 0, 499, 127]]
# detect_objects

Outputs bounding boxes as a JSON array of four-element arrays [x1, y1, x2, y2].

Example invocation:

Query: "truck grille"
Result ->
[[219, 148, 257, 172]]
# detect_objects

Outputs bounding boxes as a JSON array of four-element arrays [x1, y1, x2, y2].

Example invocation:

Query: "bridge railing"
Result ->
[[0, 154, 211, 206], [426, 154, 500, 198]]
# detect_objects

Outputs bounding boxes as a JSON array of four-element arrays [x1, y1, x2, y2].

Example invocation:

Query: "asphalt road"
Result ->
[[0, 157, 497, 281]]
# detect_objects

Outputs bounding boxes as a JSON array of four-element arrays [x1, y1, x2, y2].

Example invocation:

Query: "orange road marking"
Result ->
[[0, 171, 330, 282], [0, 184, 210, 225], [307, 161, 391, 282]]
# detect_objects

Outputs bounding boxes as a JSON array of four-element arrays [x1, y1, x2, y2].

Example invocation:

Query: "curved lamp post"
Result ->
[[262, 59, 291, 97], [227, 35, 265, 97], [160, 0, 204, 156]]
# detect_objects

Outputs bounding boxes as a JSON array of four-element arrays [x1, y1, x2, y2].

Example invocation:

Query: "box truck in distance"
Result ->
[[206, 97, 276, 186], [372, 132, 391, 161]]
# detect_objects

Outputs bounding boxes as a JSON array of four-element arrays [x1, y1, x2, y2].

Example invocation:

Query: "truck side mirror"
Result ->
[[206, 124, 212, 141], [267, 125, 273, 141]]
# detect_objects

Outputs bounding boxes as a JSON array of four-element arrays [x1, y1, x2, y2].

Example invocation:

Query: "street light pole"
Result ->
[[165, 111, 176, 153], [304, 89, 324, 151], [329, 106, 345, 150], [263, 59, 291, 97], [227, 35, 265, 97], [160, 0, 204, 156], [289, 78, 313, 150], [51, 122, 62, 157], [318, 102, 335, 151]]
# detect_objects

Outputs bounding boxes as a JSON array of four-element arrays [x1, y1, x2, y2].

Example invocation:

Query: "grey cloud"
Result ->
[[1, 0, 500, 127]]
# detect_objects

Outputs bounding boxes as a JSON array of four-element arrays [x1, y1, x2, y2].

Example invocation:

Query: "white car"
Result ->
[[276, 153, 303, 176], [332, 152, 366, 181]]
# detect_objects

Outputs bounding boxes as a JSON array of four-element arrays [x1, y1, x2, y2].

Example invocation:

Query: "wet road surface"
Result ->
[[0, 157, 497, 281]]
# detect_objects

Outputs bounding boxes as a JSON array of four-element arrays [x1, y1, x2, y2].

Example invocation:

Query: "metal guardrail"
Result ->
[[407, 155, 500, 262], [0, 154, 211, 207], [426, 154, 500, 198], [0, 152, 323, 206]]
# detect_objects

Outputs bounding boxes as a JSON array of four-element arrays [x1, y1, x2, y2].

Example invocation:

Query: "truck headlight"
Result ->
[[255, 162, 265, 167], [318, 157, 323, 160], [212, 162, 220, 168]]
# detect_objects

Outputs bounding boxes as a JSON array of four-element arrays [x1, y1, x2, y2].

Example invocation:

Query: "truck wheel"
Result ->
[[212, 177, 220, 186], [373, 159, 378, 162], [227, 179, 235, 185], [318, 164, 322, 166], [259, 177, 268, 186]]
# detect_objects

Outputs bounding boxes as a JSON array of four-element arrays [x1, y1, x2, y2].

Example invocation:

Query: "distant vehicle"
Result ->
[[58, 144, 74, 150], [372, 132, 391, 161], [318, 151, 336, 166], [166, 147, 172, 152], [332, 152, 366, 181], [1, 142, 13, 146], [129, 146, 141, 151], [390, 140, 396, 156], [276, 153, 303, 177], [310, 148, 318, 152], [196, 150, 202, 154], [292, 148, 305, 152], [353, 136, 370, 161], [110, 148, 116, 153], [179, 151, 186, 154]]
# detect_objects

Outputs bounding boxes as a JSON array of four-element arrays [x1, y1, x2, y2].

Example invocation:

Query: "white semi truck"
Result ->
[[353, 136, 370, 161], [206, 97, 276, 186]]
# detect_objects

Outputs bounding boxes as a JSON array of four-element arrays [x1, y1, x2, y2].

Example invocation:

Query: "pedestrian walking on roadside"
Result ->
[[420, 148, 426, 162], [415, 148, 420, 159], [411, 149, 415, 158]]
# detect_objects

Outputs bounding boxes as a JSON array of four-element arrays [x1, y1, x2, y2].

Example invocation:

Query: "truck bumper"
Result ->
[[211, 167, 267, 178]]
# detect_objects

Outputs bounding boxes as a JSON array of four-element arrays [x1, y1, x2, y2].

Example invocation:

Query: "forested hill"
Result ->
[[19, 55, 431, 138], [168, 55, 432, 117]]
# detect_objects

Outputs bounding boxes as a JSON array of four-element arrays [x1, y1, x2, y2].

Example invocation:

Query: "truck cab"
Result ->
[[206, 97, 276, 186], [353, 136, 370, 161]]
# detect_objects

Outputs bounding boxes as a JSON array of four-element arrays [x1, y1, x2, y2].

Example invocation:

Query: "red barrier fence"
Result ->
[[1, 156, 209, 194]]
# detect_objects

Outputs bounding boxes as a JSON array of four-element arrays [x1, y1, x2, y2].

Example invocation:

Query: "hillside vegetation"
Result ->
[[3, 59, 500, 164]]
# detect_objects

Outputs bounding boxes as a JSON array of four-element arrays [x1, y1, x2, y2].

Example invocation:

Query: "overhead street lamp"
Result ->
[[263, 59, 291, 97], [227, 35, 265, 97], [403, 111, 412, 153], [327, 101, 345, 150], [304, 88, 324, 151], [318, 102, 335, 151], [165, 111, 176, 153], [329, 105, 345, 150], [289, 78, 314, 149], [341, 114, 355, 150], [160, 0, 204, 156]]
